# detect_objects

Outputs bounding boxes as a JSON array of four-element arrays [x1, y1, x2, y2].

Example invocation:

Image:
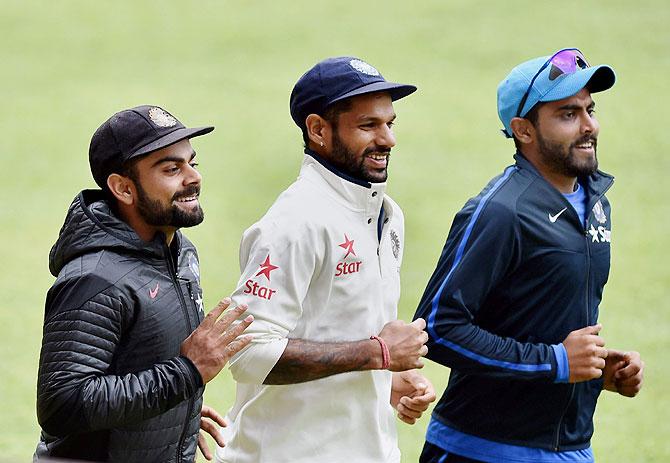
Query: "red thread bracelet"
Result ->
[[370, 335, 391, 370]]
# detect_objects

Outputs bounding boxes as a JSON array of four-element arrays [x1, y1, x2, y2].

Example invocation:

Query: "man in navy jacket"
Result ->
[[415, 49, 644, 463]]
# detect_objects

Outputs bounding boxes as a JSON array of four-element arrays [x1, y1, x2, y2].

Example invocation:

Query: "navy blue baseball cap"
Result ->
[[89, 105, 214, 188], [497, 48, 615, 138], [290, 56, 417, 128]]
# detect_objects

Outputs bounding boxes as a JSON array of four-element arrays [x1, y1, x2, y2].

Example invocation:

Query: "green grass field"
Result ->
[[1, 1, 668, 461]]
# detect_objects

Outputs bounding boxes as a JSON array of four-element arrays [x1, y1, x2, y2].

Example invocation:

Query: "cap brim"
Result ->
[[328, 81, 417, 106], [129, 126, 214, 159], [541, 65, 616, 103]]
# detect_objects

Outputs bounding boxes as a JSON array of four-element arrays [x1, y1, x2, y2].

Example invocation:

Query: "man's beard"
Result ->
[[536, 130, 599, 178], [135, 183, 204, 229], [330, 130, 391, 183]]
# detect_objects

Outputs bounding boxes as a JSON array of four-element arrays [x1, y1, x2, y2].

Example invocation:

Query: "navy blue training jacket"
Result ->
[[415, 153, 614, 453]]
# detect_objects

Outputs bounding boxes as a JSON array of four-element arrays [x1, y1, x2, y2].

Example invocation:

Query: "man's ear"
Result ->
[[106, 173, 135, 205], [510, 117, 535, 145], [305, 114, 331, 148]]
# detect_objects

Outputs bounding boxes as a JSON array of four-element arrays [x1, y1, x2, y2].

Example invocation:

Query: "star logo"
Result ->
[[339, 234, 356, 259], [255, 255, 279, 281], [194, 293, 204, 313], [588, 224, 600, 243]]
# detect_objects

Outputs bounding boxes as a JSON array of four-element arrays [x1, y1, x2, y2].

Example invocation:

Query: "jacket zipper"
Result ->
[[164, 242, 196, 462], [554, 180, 613, 451]]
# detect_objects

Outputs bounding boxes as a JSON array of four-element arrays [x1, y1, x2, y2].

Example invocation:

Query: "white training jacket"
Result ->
[[216, 153, 404, 463]]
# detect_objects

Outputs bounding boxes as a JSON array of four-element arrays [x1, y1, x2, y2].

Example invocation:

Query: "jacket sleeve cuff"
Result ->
[[179, 355, 204, 389], [551, 343, 570, 383], [229, 338, 289, 384]]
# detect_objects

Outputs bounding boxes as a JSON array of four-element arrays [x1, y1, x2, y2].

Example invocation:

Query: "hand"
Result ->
[[390, 370, 436, 425], [562, 324, 607, 383], [197, 404, 226, 460], [181, 298, 254, 383], [603, 350, 644, 397], [378, 318, 429, 371]]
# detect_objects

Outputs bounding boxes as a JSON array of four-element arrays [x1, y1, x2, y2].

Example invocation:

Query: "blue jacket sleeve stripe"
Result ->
[[427, 166, 552, 373], [551, 343, 570, 382]]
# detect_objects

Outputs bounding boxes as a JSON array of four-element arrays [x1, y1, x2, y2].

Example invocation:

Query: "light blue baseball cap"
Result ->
[[497, 48, 616, 138]]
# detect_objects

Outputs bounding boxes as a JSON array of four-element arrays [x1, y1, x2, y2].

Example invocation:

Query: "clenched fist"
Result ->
[[378, 318, 429, 371]]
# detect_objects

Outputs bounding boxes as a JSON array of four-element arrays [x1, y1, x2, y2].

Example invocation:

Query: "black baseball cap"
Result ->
[[289, 56, 417, 128], [89, 105, 214, 188]]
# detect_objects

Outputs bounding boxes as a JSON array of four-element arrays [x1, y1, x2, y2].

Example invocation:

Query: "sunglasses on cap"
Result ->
[[515, 48, 590, 117]]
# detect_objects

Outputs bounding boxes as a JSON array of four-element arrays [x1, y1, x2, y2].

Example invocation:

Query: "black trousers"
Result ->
[[419, 441, 486, 463]]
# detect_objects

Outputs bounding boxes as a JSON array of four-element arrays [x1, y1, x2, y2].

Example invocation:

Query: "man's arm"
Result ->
[[37, 292, 252, 437], [264, 319, 428, 384], [414, 200, 606, 383]]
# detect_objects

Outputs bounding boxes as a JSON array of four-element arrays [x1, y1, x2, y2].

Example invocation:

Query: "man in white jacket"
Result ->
[[216, 57, 435, 463]]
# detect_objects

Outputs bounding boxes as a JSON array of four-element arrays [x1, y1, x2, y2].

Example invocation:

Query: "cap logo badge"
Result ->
[[148, 107, 177, 128], [349, 59, 380, 76]]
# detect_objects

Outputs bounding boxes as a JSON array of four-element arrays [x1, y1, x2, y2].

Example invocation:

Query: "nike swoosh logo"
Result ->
[[548, 207, 568, 223], [149, 283, 159, 299]]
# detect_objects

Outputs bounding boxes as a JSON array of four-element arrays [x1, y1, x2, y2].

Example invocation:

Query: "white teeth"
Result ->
[[177, 195, 197, 202]]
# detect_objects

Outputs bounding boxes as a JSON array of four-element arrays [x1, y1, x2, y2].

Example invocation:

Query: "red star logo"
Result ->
[[255, 255, 279, 281], [338, 234, 356, 259]]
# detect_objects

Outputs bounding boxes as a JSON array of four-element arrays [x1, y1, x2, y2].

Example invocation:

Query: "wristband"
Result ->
[[370, 335, 391, 370]]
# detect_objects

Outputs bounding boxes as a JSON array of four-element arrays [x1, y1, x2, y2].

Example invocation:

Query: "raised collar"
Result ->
[[300, 150, 388, 216]]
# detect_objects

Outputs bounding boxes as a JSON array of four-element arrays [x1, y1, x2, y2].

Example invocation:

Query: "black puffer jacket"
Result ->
[[36, 190, 205, 462]]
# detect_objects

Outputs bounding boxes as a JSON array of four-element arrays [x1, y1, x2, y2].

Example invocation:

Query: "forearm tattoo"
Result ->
[[264, 338, 376, 385]]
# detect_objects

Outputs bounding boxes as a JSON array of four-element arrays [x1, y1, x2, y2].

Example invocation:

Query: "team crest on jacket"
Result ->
[[187, 252, 200, 281], [390, 229, 400, 259], [336, 234, 362, 277], [592, 200, 607, 224], [244, 254, 278, 300]]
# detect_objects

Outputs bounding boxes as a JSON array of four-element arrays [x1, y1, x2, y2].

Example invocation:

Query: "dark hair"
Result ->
[[513, 103, 541, 150], [301, 98, 353, 147]]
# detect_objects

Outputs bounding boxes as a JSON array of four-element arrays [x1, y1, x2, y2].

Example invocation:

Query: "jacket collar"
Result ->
[[301, 149, 387, 216], [49, 190, 182, 276]]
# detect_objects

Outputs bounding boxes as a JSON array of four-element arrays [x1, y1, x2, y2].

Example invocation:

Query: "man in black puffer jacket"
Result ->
[[35, 105, 254, 462]]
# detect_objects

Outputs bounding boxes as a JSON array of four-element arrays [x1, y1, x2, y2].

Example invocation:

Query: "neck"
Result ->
[[520, 149, 577, 194], [116, 204, 176, 245], [536, 167, 577, 194]]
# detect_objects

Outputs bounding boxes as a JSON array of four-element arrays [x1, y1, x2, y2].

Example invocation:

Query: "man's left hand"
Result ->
[[390, 370, 436, 424], [602, 350, 644, 397], [198, 404, 227, 460]]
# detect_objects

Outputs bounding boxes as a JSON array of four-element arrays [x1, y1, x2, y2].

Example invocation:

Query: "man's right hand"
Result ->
[[180, 298, 254, 383], [378, 318, 429, 371], [562, 324, 607, 383]]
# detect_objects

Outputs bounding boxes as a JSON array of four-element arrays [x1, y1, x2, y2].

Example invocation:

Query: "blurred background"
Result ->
[[1, 1, 668, 461]]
